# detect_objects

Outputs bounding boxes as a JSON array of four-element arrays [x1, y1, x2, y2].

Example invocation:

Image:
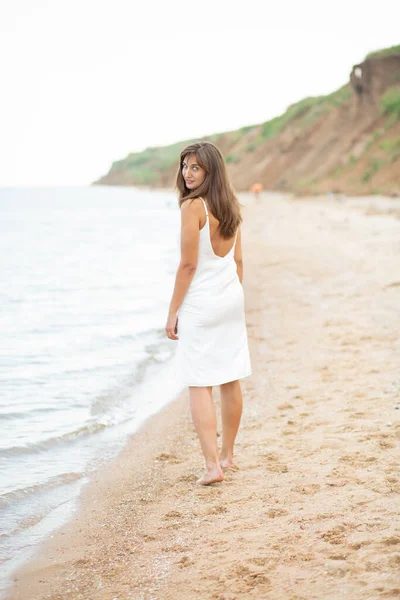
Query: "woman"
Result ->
[[165, 141, 252, 485]]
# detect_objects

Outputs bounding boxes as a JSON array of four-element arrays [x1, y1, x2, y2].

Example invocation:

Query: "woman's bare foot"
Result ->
[[219, 454, 235, 470], [196, 463, 224, 486]]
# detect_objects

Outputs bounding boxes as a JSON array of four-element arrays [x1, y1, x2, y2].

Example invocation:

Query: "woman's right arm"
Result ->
[[234, 226, 243, 283], [168, 202, 199, 313]]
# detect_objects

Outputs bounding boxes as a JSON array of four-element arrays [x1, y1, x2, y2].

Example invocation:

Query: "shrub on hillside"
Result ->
[[381, 87, 400, 120]]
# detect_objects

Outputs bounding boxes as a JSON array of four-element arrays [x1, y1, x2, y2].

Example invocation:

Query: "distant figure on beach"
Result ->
[[165, 141, 252, 486], [250, 182, 263, 201]]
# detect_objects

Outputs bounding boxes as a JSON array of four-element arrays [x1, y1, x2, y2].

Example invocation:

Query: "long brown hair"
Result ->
[[175, 141, 242, 238]]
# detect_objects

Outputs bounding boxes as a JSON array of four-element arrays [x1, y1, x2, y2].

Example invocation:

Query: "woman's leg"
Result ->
[[219, 379, 243, 468], [189, 386, 224, 485]]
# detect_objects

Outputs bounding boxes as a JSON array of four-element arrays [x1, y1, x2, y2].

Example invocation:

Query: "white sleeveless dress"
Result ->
[[176, 197, 252, 387]]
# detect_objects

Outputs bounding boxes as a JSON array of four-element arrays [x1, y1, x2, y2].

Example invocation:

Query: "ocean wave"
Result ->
[[90, 329, 175, 417], [0, 472, 84, 509], [0, 406, 60, 420], [0, 330, 176, 460], [0, 422, 109, 458], [0, 412, 28, 421]]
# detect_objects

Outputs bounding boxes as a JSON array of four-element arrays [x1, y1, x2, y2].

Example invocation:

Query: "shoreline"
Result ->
[[7, 192, 400, 600], [6, 387, 192, 599]]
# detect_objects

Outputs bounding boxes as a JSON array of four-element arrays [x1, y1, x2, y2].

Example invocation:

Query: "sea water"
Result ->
[[0, 185, 183, 593]]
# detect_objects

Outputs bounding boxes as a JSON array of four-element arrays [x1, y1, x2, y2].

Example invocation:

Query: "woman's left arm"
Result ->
[[165, 200, 200, 340]]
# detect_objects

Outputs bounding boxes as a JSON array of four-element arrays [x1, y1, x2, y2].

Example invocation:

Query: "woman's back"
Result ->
[[197, 197, 237, 259], [180, 197, 239, 309]]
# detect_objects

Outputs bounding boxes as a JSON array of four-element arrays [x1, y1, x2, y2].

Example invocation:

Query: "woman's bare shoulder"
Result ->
[[180, 197, 203, 212]]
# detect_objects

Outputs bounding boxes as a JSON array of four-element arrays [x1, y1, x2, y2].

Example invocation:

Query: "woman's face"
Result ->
[[182, 154, 206, 190]]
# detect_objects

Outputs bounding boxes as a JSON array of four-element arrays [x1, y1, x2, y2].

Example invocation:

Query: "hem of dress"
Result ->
[[181, 370, 252, 388]]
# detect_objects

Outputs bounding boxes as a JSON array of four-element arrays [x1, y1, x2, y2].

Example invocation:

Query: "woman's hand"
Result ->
[[165, 312, 179, 340]]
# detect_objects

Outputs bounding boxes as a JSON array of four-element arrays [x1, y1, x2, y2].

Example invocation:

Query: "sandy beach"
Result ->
[[8, 192, 400, 600]]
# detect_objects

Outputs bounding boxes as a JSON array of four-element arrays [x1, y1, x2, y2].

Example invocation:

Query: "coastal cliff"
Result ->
[[94, 45, 400, 196]]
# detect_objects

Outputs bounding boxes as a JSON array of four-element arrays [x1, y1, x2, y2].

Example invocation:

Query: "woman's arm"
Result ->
[[234, 225, 243, 283], [165, 200, 200, 340]]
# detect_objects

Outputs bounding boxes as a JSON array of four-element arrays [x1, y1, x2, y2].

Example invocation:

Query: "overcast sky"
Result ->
[[0, 0, 399, 186]]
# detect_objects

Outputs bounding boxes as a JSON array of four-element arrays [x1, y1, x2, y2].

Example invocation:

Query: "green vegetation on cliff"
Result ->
[[259, 85, 351, 142], [112, 140, 197, 184], [367, 44, 400, 59], [381, 86, 400, 119]]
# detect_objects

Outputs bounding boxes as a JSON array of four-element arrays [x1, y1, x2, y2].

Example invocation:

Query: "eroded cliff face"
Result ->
[[95, 52, 400, 196], [350, 55, 400, 113]]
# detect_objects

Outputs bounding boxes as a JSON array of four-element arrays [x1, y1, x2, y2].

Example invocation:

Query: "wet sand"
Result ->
[[8, 192, 400, 600]]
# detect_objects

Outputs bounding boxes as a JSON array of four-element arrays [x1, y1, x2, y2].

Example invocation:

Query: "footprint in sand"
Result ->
[[206, 504, 228, 515], [266, 507, 288, 518], [303, 422, 319, 432], [327, 552, 349, 560], [339, 452, 378, 468], [379, 439, 396, 449], [155, 452, 182, 463], [163, 510, 183, 520], [260, 452, 288, 473], [388, 555, 400, 567], [349, 540, 373, 550], [197, 488, 223, 500], [364, 560, 388, 572], [386, 476, 400, 493], [211, 593, 237, 600], [243, 422, 262, 430], [325, 563, 351, 578], [282, 550, 315, 564], [178, 555, 194, 568], [277, 402, 294, 411], [134, 498, 150, 508], [317, 512, 340, 520], [73, 558, 91, 567], [209, 539, 229, 548], [226, 564, 271, 593], [292, 483, 321, 495], [349, 411, 367, 419], [382, 536, 400, 546], [325, 465, 358, 487], [282, 425, 297, 436], [249, 556, 278, 568], [326, 479, 349, 487], [245, 572, 271, 588], [262, 451, 281, 461], [176, 473, 198, 483], [161, 543, 190, 553], [228, 564, 252, 578], [141, 534, 157, 542], [374, 588, 400, 597], [265, 462, 289, 473], [320, 525, 347, 545]]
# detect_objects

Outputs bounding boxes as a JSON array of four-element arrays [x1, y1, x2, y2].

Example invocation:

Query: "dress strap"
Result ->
[[198, 196, 208, 219]]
